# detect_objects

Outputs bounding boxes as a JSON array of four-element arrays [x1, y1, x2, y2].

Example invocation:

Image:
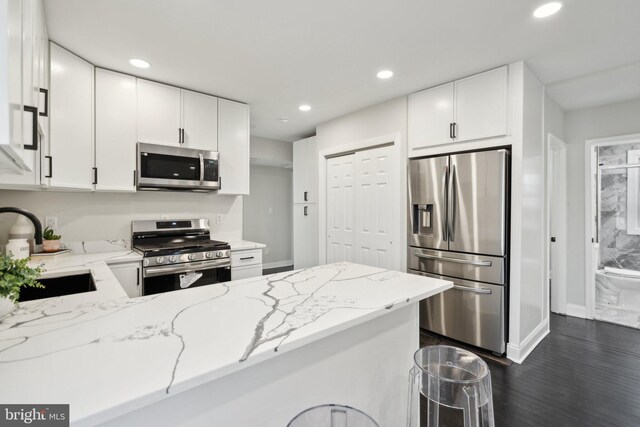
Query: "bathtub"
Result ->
[[595, 268, 640, 311]]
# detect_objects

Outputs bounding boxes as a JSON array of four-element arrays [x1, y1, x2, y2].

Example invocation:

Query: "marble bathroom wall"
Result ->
[[599, 143, 640, 271]]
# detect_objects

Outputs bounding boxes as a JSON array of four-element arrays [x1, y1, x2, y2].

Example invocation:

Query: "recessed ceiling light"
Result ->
[[377, 70, 394, 79], [129, 58, 150, 69], [533, 2, 562, 18], [298, 105, 311, 112]]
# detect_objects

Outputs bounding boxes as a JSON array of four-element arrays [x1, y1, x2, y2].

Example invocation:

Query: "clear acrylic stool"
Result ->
[[407, 345, 495, 427], [288, 404, 379, 427]]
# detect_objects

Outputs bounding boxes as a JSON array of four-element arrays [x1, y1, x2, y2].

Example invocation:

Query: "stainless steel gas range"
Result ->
[[131, 218, 231, 296]]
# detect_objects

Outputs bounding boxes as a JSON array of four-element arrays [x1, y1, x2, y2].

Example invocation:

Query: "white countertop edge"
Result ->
[[228, 240, 267, 251], [75, 278, 452, 427]]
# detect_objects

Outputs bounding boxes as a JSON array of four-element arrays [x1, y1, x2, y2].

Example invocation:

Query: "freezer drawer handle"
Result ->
[[414, 252, 492, 267], [452, 285, 492, 294]]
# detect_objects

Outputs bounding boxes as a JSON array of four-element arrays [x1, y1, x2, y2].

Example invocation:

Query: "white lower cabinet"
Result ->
[[231, 264, 262, 281], [108, 261, 141, 298], [230, 248, 263, 281]]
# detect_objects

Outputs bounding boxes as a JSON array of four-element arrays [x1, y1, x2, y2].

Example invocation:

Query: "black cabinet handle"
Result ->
[[181, 128, 185, 145], [178, 128, 182, 145], [240, 256, 254, 261], [449, 123, 454, 140], [304, 206, 308, 216], [23, 105, 38, 150], [45, 156, 52, 178], [304, 191, 308, 201], [136, 267, 140, 286], [39, 88, 48, 117], [219, 176, 222, 190], [92, 167, 98, 185], [452, 122, 457, 139]]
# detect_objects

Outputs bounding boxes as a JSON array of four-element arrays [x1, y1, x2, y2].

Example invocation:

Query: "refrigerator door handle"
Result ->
[[453, 285, 492, 294], [414, 252, 493, 267], [448, 164, 457, 242], [442, 164, 449, 241]]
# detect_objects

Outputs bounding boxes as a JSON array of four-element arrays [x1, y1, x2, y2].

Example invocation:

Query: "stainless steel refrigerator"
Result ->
[[408, 148, 509, 354]]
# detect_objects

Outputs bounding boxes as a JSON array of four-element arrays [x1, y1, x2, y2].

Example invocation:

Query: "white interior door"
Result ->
[[354, 146, 394, 268], [548, 134, 568, 314], [326, 154, 355, 263], [326, 145, 395, 268]]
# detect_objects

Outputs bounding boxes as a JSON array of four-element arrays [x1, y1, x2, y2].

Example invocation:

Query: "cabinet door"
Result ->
[[217, 99, 249, 195], [305, 137, 318, 203], [49, 43, 94, 189], [137, 79, 181, 146], [408, 82, 454, 153], [292, 139, 307, 203], [454, 66, 507, 143], [293, 204, 318, 269], [109, 262, 141, 298], [95, 69, 137, 192], [181, 90, 218, 151], [231, 265, 263, 281]]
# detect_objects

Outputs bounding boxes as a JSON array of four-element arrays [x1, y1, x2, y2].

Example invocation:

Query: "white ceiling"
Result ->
[[44, 0, 640, 141]]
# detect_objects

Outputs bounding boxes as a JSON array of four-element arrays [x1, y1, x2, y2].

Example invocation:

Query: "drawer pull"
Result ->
[[240, 256, 255, 261], [452, 285, 492, 295], [414, 252, 492, 267]]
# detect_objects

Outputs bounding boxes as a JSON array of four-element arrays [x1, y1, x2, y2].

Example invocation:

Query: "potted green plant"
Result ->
[[0, 255, 43, 319], [42, 226, 62, 253]]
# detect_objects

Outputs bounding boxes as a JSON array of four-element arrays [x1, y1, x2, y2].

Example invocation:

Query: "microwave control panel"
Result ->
[[203, 159, 218, 182]]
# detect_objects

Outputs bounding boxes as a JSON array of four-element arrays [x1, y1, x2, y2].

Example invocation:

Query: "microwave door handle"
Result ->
[[199, 153, 204, 184]]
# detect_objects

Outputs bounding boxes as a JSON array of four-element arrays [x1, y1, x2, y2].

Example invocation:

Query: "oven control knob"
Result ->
[[205, 252, 213, 259], [169, 256, 177, 263], [188, 254, 196, 261], [143, 259, 150, 267], [156, 257, 165, 264], [216, 251, 223, 257]]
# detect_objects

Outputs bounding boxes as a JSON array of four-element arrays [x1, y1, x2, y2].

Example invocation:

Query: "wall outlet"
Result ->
[[216, 214, 224, 224], [265, 247, 270, 256], [44, 216, 58, 230]]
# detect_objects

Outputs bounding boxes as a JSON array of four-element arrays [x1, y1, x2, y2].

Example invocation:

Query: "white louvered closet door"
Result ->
[[326, 154, 355, 263], [326, 145, 395, 268]]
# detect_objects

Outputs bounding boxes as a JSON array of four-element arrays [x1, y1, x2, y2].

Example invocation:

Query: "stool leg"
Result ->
[[481, 384, 495, 427], [462, 385, 480, 427], [426, 397, 439, 427], [407, 366, 419, 427]]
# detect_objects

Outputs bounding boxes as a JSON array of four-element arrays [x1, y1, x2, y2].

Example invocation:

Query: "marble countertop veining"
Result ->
[[0, 261, 451, 426]]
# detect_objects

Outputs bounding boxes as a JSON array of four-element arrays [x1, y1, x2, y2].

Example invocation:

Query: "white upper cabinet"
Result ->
[[408, 66, 508, 157], [408, 82, 454, 151], [293, 136, 318, 204], [137, 79, 181, 147], [181, 90, 218, 151], [95, 69, 137, 192], [217, 98, 250, 195], [49, 42, 94, 189], [454, 67, 508, 143]]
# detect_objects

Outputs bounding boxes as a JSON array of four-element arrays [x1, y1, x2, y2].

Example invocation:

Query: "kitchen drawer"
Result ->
[[408, 247, 505, 285], [231, 264, 263, 281], [231, 249, 262, 267]]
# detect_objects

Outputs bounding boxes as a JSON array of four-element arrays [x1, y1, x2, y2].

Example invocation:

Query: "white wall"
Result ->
[[564, 98, 640, 306], [250, 136, 293, 167], [243, 165, 293, 268], [0, 190, 243, 246]]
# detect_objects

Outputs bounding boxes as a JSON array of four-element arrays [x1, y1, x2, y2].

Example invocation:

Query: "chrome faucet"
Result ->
[[0, 207, 44, 251]]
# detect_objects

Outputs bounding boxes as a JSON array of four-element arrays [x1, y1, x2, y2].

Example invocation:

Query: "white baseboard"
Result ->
[[506, 318, 550, 364], [566, 304, 587, 319], [262, 260, 293, 270]]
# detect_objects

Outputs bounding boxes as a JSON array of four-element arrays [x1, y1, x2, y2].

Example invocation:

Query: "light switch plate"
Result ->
[[216, 214, 224, 224], [45, 216, 58, 229]]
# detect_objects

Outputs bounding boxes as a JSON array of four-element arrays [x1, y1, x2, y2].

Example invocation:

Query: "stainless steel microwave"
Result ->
[[137, 143, 220, 192]]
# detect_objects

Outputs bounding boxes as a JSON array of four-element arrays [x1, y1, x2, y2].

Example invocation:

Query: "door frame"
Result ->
[[584, 133, 640, 319], [318, 132, 405, 271], [546, 133, 568, 314]]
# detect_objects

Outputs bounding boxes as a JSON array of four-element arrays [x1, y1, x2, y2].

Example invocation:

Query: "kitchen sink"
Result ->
[[18, 273, 97, 302]]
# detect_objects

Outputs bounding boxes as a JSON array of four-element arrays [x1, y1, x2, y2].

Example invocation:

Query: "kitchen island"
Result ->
[[0, 258, 451, 426]]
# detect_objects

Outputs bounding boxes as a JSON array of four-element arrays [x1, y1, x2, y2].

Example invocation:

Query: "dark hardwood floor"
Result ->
[[421, 314, 640, 427]]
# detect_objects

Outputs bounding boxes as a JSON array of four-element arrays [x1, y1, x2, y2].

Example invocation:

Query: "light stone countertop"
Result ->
[[0, 259, 451, 426]]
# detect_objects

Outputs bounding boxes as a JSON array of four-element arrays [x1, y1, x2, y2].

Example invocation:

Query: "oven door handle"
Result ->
[[143, 259, 230, 278]]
